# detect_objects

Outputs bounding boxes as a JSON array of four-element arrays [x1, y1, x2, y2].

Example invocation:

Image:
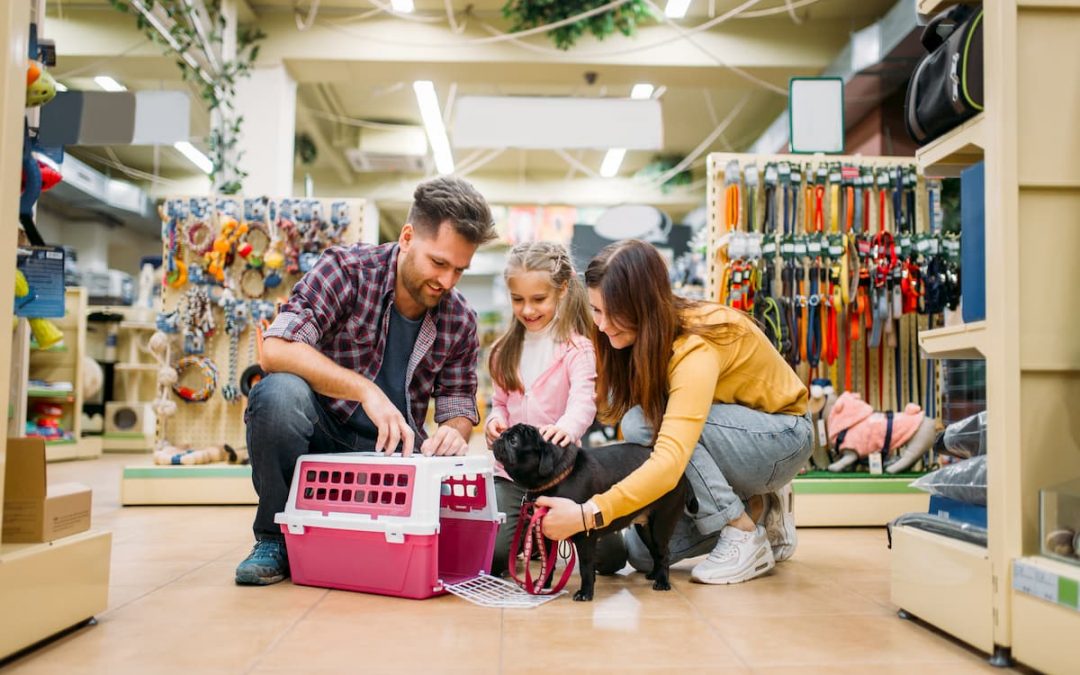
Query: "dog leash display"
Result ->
[[710, 157, 954, 454]]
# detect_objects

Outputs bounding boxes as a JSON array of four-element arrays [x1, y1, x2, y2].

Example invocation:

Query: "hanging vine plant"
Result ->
[[107, 1, 266, 194], [502, 0, 653, 50], [636, 155, 694, 194]]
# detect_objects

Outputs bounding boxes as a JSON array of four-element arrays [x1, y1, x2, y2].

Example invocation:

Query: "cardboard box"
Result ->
[[3, 438, 91, 543]]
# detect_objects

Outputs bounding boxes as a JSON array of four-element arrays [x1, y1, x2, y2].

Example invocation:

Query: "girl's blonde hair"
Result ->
[[488, 241, 591, 393]]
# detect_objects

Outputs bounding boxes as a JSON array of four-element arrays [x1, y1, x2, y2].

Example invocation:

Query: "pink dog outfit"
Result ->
[[826, 392, 925, 457]]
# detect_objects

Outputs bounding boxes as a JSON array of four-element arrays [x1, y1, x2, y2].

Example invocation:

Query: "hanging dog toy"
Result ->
[[240, 300, 275, 397], [172, 355, 218, 403], [509, 502, 577, 596], [179, 285, 215, 354], [147, 331, 178, 441], [219, 289, 249, 403]]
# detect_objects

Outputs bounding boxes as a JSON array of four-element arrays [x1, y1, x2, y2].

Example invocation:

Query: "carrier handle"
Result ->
[[920, 4, 977, 52]]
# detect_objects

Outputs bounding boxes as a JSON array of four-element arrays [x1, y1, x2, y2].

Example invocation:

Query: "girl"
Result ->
[[537, 239, 812, 586], [484, 241, 598, 576]]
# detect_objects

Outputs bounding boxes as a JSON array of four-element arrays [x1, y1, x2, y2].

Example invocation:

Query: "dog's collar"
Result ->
[[526, 445, 579, 495]]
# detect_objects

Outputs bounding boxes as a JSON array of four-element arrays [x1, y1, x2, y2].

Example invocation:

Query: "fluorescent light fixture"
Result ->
[[413, 80, 455, 175], [630, 83, 655, 100], [93, 75, 126, 92], [599, 148, 627, 178], [391, 0, 415, 12], [664, 0, 692, 18], [54, 82, 68, 92], [173, 141, 213, 174]]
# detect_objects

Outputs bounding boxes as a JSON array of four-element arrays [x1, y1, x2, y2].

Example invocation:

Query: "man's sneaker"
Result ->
[[763, 482, 797, 562], [235, 540, 290, 586], [690, 525, 775, 585]]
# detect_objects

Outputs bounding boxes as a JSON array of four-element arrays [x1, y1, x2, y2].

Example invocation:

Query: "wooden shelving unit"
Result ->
[[23, 287, 96, 461], [0, 0, 110, 660], [918, 320, 987, 360], [894, 3, 1080, 670], [916, 113, 986, 178]]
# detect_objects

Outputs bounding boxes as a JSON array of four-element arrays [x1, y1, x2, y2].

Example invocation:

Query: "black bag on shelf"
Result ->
[[905, 5, 984, 146]]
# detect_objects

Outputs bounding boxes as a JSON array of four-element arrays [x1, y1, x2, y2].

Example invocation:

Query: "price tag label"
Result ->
[[868, 452, 884, 475], [794, 238, 808, 256]]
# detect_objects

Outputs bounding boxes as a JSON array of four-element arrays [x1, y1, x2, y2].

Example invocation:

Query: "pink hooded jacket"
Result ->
[[490, 333, 597, 477], [826, 392, 925, 458]]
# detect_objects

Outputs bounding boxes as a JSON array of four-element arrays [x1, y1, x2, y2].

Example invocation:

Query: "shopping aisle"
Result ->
[[0, 455, 1020, 675]]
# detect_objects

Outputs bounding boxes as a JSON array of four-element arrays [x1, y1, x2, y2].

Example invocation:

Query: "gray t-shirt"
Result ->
[[348, 306, 423, 441]]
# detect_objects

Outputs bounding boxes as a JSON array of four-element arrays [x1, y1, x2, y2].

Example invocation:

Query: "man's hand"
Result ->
[[359, 384, 415, 456], [484, 416, 507, 447], [539, 424, 573, 447], [420, 425, 469, 457]]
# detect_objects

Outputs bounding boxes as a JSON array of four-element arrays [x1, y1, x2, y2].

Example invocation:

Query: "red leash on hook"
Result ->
[[508, 502, 577, 595]]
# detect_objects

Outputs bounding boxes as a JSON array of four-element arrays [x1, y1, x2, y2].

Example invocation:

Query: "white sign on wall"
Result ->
[[789, 78, 845, 154]]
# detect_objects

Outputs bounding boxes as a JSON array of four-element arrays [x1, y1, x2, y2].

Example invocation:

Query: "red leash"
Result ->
[[508, 501, 577, 595]]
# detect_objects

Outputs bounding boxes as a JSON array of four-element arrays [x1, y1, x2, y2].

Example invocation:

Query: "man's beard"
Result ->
[[400, 252, 444, 309]]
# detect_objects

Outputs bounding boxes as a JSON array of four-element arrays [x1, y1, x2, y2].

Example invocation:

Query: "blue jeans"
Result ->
[[621, 403, 813, 567], [245, 373, 377, 541]]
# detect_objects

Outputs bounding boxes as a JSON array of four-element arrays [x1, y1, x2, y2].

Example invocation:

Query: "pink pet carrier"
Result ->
[[275, 453, 503, 599]]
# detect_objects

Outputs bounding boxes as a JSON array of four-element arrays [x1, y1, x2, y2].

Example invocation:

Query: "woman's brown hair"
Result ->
[[488, 241, 592, 393], [584, 239, 745, 436]]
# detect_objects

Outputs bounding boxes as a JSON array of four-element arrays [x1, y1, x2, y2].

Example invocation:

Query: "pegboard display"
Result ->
[[704, 153, 959, 418], [153, 196, 372, 452]]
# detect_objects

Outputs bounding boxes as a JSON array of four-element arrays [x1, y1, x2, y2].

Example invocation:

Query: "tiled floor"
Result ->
[[3, 454, 1027, 674]]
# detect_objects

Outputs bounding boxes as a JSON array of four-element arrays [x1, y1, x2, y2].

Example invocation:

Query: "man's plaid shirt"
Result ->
[[263, 242, 480, 439]]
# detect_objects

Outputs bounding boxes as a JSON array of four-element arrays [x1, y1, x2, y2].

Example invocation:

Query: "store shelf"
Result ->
[[121, 464, 257, 505], [114, 362, 158, 372], [890, 524, 994, 655], [919, 321, 987, 360], [917, 113, 986, 177], [917, 0, 981, 15], [793, 472, 930, 527], [102, 433, 153, 453], [26, 388, 74, 400], [118, 320, 157, 331], [0, 530, 112, 659], [1012, 556, 1080, 674]]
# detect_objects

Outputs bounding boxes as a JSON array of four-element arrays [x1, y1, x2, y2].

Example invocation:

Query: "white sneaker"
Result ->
[[763, 483, 797, 562], [691, 525, 775, 585]]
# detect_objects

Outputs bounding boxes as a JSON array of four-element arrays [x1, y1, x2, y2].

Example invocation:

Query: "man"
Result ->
[[236, 176, 497, 585]]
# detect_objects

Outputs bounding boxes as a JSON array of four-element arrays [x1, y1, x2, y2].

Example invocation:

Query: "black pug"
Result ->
[[492, 423, 696, 601]]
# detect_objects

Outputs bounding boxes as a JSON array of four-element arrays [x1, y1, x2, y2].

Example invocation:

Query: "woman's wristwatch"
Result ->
[[584, 500, 605, 531]]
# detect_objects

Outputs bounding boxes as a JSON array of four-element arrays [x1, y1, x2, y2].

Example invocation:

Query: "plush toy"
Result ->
[[825, 391, 938, 473], [15, 270, 63, 350], [26, 62, 57, 107]]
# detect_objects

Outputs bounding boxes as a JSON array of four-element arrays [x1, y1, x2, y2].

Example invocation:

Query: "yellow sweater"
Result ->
[[591, 305, 808, 524]]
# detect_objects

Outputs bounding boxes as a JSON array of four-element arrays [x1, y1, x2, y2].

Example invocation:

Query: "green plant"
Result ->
[[108, 0, 266, 194], [502, 0, 653, 50], [636, 155, 693, 193]]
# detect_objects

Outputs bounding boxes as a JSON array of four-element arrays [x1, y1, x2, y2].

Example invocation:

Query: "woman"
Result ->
[[537, 239, 812, 585]]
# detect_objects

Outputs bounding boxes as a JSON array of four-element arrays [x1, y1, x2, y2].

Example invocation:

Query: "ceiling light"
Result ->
[[93, 75, 126, 92], [174, 141, 213, 174], [599, 148, 627, 178], [391, 0, 415, 12], [413, 80, 455, 175], [54, 82, 68, 92], [664, 0, 692, 18], [630, 83, 655, 100]]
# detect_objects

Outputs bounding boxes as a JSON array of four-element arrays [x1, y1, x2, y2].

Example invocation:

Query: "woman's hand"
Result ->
[[534, 496, 586, 540], [484, 417, 507, 447], [539, 424, 573, 447]]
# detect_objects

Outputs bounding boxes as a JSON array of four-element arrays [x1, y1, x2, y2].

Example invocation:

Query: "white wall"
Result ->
[[35, 207, 161, 276]]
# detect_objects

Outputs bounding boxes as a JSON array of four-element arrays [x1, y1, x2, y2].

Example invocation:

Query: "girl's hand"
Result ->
[[485, 417, 507, 447], [539, 424, 573, 447], [534, 496, 585, 540]]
